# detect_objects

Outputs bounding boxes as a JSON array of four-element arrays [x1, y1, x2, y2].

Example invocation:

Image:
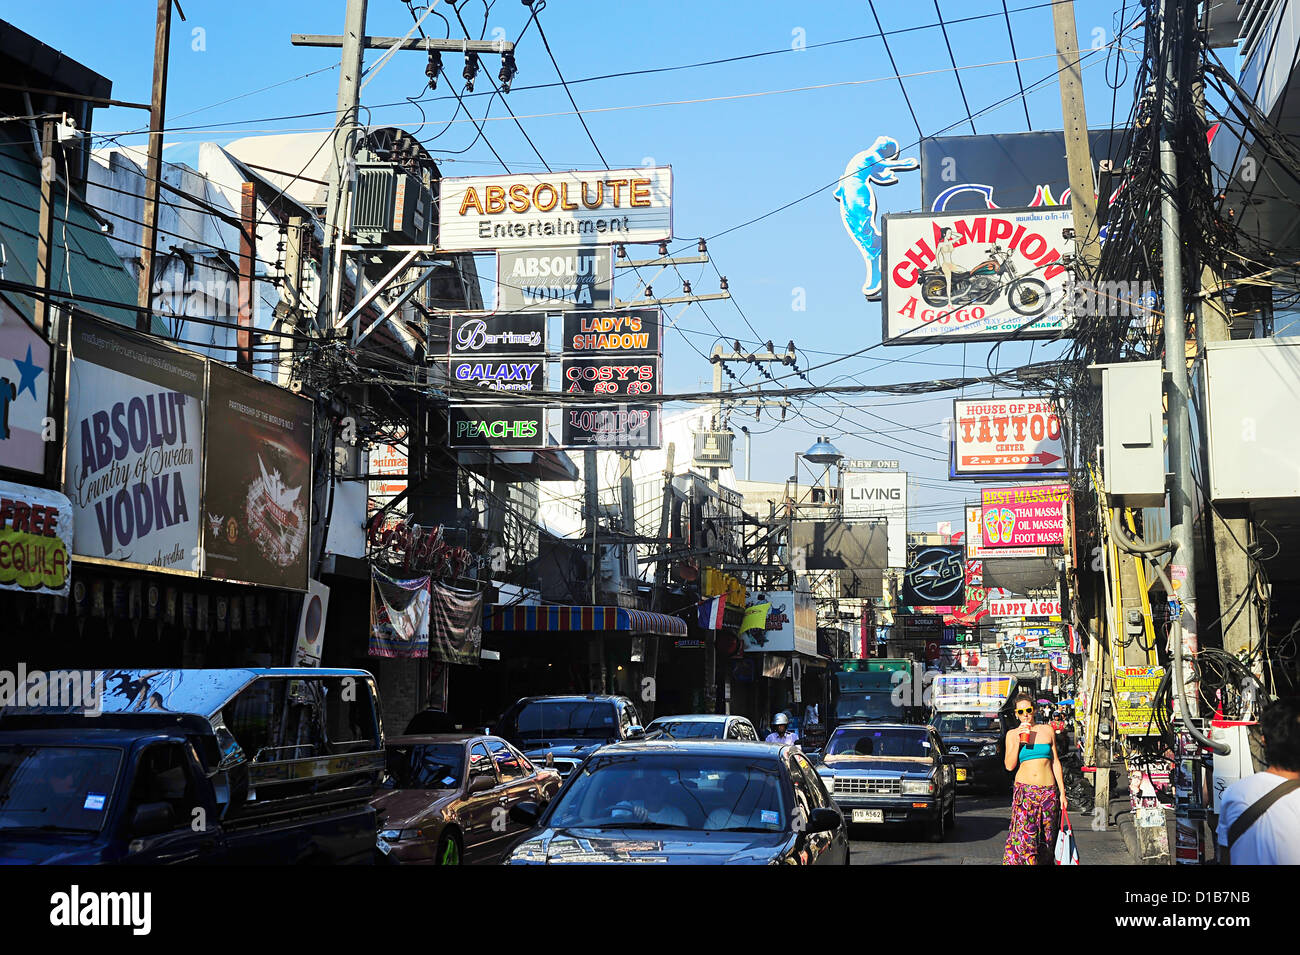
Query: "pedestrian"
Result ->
[[765, 712, 799, 748], [1216, 698, 1300, 865], [1002, 691, 1068, 864]]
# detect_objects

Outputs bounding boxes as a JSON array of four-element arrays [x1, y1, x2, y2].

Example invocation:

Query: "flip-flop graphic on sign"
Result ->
[[983, 507, 1017, 543]]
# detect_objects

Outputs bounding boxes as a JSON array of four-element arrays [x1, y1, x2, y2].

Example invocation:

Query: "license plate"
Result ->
[[956, 768, 968, 782], [852, 809, 884, 824]]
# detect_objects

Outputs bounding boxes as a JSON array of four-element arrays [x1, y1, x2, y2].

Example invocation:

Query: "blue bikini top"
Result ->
[[1019, 742, 1052, 762]]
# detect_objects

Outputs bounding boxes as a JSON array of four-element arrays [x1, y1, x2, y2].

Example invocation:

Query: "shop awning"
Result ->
[[484, 604, 687, 637]]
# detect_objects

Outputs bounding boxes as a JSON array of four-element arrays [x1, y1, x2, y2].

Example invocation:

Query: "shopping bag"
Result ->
[[1054, 809, 1080, 865]]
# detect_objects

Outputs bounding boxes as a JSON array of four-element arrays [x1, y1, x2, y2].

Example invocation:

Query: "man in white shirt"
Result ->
[[765, 712, 799, 748], [1215, 699, 1300, 865]]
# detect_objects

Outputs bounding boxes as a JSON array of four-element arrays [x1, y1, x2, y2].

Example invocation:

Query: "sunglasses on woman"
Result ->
[[1015, 707, 1034, 715]]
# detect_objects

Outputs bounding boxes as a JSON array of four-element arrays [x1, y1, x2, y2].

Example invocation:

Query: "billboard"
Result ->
[[449, 314, 545, 357], [0, 479, 72, 596], [368, 435, 408, 518], [742, 581, 817, 656], [561, 405, 659, 449], [64, 316, 205, 574], [921, 131, 1124, 212], [496, 246, 613, 312], [981, 557, 1061, 598], [964, 506, 1045, 558], [901, 544, 965, 607], [952, 397, 1067, 479], [449, 358, 545, 395], [881, 207, 1074, 345], [561, 357, 659, 398], [561, 308, 661, 355], [449, 405, 546, 449], [202, 363, 313, 590], [1115, 665, 1165, 736], [438, 168, 672, 251], [0, 303, 52, 477], [791, 520, 888, 575], [980, 483, 1069, 548], [841, 470, 907, 568], [989, 597, 1062, 618]]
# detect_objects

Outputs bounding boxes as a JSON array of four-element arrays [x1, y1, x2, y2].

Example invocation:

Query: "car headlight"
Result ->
[[379, 828, 421, 842], [901, 780, 934, 796], [979, 743, 998, 757]]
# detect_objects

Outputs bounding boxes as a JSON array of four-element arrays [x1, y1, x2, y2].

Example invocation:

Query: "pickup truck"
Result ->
[[0, 668, 386, 865]]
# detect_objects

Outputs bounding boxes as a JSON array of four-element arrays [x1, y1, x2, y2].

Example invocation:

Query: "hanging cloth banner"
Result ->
[[369, 568, 431, 658], [428, 582, 484, 666]]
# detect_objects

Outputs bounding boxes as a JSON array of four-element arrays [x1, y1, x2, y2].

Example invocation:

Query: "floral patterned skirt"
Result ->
[[1003, 782, 1059, 865]]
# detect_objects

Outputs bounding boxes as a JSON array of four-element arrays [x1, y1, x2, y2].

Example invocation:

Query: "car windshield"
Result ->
[[515, 702, 619, 740], [934, 715, 1000, 735], [826, 728, 930, 758], [549, 754, 788, 832], [385, 744, 465, 789], [647, 720, 725, 739], [0, 744, 123, 833], [835, 693, 895, 721]]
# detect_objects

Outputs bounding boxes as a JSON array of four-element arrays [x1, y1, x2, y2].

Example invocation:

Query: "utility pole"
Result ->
[[1158, 0, 1198, 721], [33, 120, 57, 336], [292, 20, 516, 328], [236, 182, 257, 372], [137, 0, 175, 331], [585, 448, 599, 605], [1052, 0, 1099, 270]]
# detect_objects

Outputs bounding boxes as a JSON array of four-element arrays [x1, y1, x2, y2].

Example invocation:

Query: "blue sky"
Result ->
[[8, 0, 1143, 525]]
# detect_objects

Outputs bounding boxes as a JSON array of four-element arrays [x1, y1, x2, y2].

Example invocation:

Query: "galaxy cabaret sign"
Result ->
[[881, 207, 1074, 344], [952, 397, 1067, 479], [449, 359, 544, 394], [438, 168, 672, 252], [65, 317, 205, 574]]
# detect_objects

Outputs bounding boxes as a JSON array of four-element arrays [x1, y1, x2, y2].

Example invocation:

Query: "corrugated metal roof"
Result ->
[[0, 141, 166, 334]]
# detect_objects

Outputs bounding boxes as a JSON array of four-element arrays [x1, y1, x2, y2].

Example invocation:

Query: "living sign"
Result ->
[[980, 483, 1069, 548]]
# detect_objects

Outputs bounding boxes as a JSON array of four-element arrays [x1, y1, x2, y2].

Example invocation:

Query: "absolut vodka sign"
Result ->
[[497, 246, 613, 312]]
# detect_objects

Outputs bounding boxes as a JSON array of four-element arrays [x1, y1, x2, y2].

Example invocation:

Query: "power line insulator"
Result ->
[[463, 52, 480, 92]]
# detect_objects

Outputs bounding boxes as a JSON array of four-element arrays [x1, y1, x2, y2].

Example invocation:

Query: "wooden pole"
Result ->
[[137, 0, 174, 330], [237, 182, 257, 371]]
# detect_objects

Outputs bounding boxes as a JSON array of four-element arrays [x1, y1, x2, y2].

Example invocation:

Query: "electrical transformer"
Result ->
[[351, 162, 434, 246]]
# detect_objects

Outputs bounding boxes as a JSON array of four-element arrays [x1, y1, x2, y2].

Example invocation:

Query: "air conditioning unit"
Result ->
[[351, 162, 433, 245]]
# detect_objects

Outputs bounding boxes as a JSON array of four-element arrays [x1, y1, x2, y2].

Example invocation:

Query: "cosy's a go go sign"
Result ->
[[438, 168, 673, 251]]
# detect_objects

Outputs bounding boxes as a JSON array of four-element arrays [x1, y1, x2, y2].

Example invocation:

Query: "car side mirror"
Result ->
[[130, 801, 176, 837], [510, 801, 542, 826], [625, 725, 645, 739], [467, 774, 495, 795], [805, 807, 840, 834]]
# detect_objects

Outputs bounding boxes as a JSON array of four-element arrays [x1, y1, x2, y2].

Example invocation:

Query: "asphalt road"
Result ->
[[847, 789, 1135, 865]]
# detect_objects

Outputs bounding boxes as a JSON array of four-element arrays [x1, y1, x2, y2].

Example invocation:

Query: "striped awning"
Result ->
[[484, 604, 687, 637]]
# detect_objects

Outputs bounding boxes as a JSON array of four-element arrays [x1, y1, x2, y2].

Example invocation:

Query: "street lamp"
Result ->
[[803, 436, 843, 465]]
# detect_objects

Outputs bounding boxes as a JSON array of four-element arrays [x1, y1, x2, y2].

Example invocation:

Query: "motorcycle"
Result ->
[[918, 244, 1050, 316]]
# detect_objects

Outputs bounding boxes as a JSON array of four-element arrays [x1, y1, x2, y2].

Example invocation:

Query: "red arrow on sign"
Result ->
[[961, 452, 1062, 467]]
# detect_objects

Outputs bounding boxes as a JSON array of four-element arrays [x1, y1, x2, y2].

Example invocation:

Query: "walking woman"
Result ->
[[1003, 692, 1068, 864]]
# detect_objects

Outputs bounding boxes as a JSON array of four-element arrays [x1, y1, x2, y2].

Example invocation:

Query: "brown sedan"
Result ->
[[373, 734, 562, 865]]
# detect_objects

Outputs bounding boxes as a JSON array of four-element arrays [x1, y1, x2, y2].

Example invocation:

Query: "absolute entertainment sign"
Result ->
[[203, 363, 313, 591], [64, 316, 205, 575], [449, 405, 546, 449], [496, 246, 613, 312], [561, 405, 659, 449], [449, 314, 546, 357], [438, 168, 673, 251], [980, 483, 1069, 548], [561, 308, 661, 355], [951, 397, 1067, 479], [880, 207, 1074, 344]]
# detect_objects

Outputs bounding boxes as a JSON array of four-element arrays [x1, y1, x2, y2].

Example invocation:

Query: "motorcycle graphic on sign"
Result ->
[[918, 233, 1049, 315]]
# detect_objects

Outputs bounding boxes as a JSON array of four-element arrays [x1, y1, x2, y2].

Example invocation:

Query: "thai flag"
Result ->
[[1068, 625, 1082, 654], [698, 596, 726, 630]]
